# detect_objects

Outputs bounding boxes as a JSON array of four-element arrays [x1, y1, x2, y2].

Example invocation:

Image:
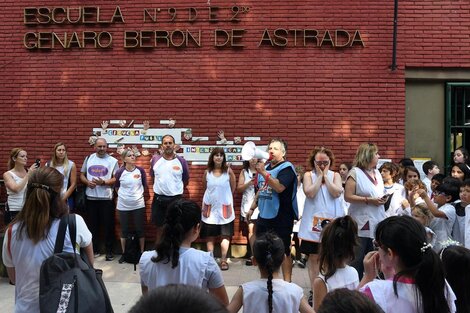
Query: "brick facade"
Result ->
[[1, 1, 468, 242]]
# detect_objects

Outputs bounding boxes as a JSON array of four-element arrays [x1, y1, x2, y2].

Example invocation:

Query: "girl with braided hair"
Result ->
[[138, 198, 229, 305], [228, 232, 313, 313]]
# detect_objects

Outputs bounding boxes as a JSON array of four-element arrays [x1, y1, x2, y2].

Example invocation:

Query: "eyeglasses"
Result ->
[[315, 160, 330, 166]]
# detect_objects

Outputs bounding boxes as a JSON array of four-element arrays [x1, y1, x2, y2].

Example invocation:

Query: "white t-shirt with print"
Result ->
[[429, 203, 456, 251]]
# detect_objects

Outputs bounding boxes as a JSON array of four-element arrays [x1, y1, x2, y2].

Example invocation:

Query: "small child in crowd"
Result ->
[[452, 179, 470, 245], [313, 216, 359, 311], [417, 182, 458, 251], [430, 173, 445, 201], [411, 204, 436, 247], [227, 232, 314, 313]]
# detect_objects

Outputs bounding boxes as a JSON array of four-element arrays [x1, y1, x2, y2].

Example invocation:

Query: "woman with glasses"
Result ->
[[344, 143, 387, 279], [359, 216, 456, 313], [115, 149, 147, 263], [298, 147, 344, 303]]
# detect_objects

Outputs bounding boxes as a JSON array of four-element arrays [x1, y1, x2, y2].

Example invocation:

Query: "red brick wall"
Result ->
[[1, 1, 467, 241]]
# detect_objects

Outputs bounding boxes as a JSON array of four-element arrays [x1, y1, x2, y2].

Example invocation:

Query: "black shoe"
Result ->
[[118, 255, 125, 264], [245, 259, 253, 266], [308, 290, 313, 307], [105, 253, 114, 261], [298, 258, 307, 269]]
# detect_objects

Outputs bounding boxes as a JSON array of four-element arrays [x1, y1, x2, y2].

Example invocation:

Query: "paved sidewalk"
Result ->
[[0, 256, 311, 313]]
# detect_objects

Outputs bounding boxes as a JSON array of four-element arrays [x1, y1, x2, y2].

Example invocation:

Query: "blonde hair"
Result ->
[[7, 148, 26, 170], [412, 204, 433, 227], [353, 143, 378, 169], [50, 142, 70, 175]]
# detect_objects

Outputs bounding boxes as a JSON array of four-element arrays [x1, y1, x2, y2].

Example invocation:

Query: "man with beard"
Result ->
[[80, 138, 118, 261], [151, 134, 190, 241]]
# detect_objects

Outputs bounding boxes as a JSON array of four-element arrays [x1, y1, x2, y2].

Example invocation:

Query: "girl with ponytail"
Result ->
[[359, 215, 456, 313], [313, 216, 360, 310], [138, 198, 229, 305], [227, 232, 314, 313]]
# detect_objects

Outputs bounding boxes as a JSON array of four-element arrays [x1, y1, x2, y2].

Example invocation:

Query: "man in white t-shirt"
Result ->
[[80, 138, 118, 261], [150, 135, 189, 239]]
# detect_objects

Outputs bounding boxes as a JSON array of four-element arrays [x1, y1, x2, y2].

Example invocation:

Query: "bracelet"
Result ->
[[265, 173, 271, 181], [364, 197, 369, 205]]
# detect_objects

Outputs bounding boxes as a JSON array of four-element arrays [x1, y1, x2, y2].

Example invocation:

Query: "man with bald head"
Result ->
[[80, 138, 118, 261]]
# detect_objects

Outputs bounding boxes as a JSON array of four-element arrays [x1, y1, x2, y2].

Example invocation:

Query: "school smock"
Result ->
[[360, 277, 456, 313], [202, 171, 234, 225], [138, 248, 224, 290], [2, 215, 91, 313], [429, 203, 456, 251], [292, 183, 306, 233], [81, 153, 118, 200], [347, 167, 386, 239], [115, 166, 147, 211], [384, 183, 408, 217], [298, 170, 344, 242], [47, 160, 74, 197], [317, 265, 359, 292], [241, 279, 303, 313], [452, 202, 465, 245], [240, 169, 258, 219], [5, 170, 27, 211]]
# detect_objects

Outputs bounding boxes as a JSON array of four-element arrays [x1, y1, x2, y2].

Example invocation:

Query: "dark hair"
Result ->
[[14, 167, 68, 243], [318, 216, 358, 281], [207, 147, 228, 173], [379, 162, 400, 180], [162, 134, 175, 143], [374, 216, 451, 313], [436, 182, 460, 202], [432, 173, 446, 184], [153, 199, 201, 268], [253, 232, 285, 313], [340, 162, 352, 171], [441, 246, 470, 313], [454, 146, 470, 165], [451, 163, 470, 181], [128, 284, 228, 313], [404, 166, 420, 180], [461, 178, 470, 188], [399, 158, 415, 168], [423, 161, 438, 176], [317, 288, 384, 313]]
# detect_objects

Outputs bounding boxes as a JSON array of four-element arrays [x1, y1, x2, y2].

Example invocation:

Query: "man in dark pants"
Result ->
[[150, 134, 189, 242], [80, 138, 118, 261], [248, 138, 298, 282]]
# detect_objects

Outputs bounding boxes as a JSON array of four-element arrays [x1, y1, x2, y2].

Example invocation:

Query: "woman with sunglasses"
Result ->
[[344, 143, 387, 280], [115, 149, 147, 263], [359, 216, 456, 313], [298, 147, 344, 304]]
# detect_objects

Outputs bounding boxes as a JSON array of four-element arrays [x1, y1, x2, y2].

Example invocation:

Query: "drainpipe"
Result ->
[[391, 0, 398, 71]]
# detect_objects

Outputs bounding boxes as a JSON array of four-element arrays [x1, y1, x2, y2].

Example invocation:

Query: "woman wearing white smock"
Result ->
[[344, 143, 387, 279], [298, 147, 343, 296], [237, 158, 258, 265], [46, 142, 77, 208], [3, 148, 38, 222], [201, 147, 236, 271]]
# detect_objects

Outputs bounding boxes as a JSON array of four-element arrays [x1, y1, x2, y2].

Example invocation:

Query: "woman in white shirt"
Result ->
[[2, 167, 93, 313], [115, 150, 147, 262], [46, 142, 77, 207], [3, 148, 38, 222]]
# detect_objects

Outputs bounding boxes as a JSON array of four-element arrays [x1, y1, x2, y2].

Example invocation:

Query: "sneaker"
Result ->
[[94, 252, 101, 258], [105, 253, 114, 261], [245, 258, 253, 266], [118, 255, 125, 264], [308, 290, 313, 307], [298, 258, 307, 269]]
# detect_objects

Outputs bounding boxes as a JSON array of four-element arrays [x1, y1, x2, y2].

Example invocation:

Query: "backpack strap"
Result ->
[[53, 215, 70, 254], [68, 214, 77, 253]]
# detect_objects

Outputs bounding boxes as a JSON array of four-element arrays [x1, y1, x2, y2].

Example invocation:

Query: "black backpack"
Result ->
[[39, 214, 114, 313], [124, 232, 142, 271]]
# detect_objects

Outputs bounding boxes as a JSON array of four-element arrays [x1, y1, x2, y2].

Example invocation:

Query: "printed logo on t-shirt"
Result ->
[[133, 174, 141, 179], [361, 221, 370, 231], [311, 216, 332, 232], [88, 165, 109, 177], [172, 166, 181, 171]]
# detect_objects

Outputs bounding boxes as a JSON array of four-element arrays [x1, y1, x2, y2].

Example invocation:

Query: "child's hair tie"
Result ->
[[420, 242, 433, 253]]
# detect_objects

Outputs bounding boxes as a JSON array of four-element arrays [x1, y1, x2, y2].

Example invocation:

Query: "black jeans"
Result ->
[[87, 199, 115, 254]]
